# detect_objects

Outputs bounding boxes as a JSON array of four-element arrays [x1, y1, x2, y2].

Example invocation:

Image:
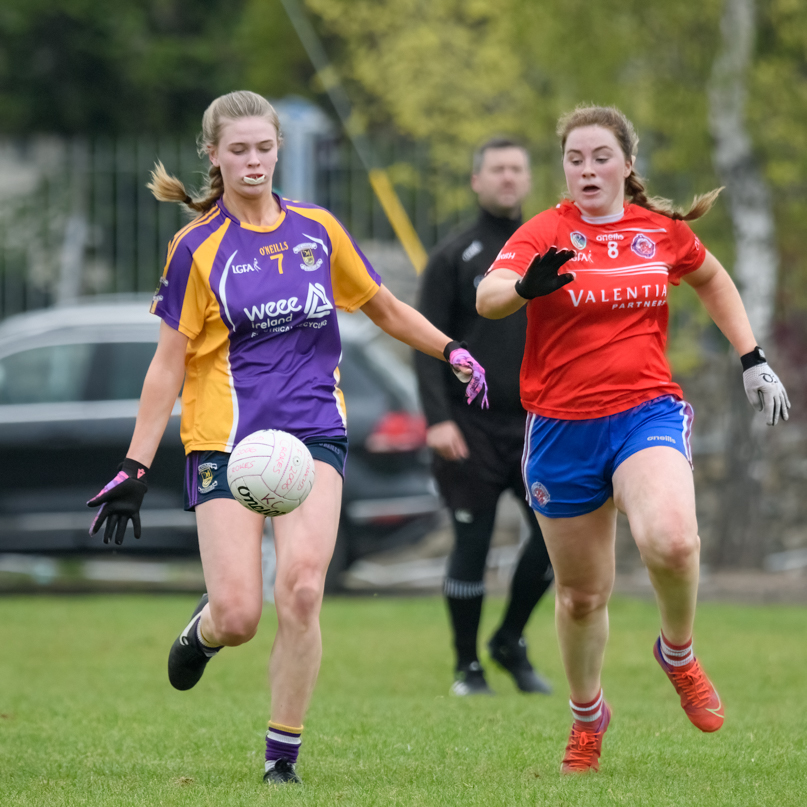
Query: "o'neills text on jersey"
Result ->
[[259, 242, 288, 256], [566, 284, 668, 309]]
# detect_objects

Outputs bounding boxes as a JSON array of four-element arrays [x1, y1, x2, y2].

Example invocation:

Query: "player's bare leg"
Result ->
[[614, 447, 699, 643], [614, 446, 723, 732], [270, 462, 342, 726], [167, 499, 264, 692], [536, 502, 617, 772], [196, 498, 265, 646], [536, 502, 617, 703]]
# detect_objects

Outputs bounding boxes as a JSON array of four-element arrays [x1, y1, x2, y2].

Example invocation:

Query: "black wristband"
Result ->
[[121, 457, 149, 480], [442, 340, 466, 362], [740, 346, 767, 371]]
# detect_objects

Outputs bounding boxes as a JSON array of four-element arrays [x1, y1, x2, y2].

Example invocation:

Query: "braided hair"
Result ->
[[557, 105, 721, 221], [147, 91, 283, 217]]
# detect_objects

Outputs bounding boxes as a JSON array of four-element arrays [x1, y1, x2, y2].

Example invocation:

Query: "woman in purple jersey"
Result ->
[[86, 90, 487, 786]]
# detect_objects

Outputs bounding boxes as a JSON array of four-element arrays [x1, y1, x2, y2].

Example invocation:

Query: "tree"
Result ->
[[0, 0, 312, 135]]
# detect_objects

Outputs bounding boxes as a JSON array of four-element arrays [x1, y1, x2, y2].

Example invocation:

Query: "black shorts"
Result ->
[[431, 406, 527, 512], [183, 435, 349, 512]]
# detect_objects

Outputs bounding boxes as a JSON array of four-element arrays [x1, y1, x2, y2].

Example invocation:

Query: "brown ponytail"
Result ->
[[147, 90, 283, 218], [624, 170, 722, 222], [558, 104, 722, 221]]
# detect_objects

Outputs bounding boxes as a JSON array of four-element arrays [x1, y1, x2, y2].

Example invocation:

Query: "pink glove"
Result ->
[[443, 341, 489, 409]]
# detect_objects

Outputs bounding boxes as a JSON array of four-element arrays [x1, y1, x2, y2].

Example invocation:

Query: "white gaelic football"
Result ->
[[227, 430, 315, 517]]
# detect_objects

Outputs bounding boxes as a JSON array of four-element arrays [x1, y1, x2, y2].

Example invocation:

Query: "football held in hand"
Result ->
[[227, 430, 315, 516]]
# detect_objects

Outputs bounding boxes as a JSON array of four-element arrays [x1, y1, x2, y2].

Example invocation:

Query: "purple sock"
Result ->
[[265, 722, 302, 771]]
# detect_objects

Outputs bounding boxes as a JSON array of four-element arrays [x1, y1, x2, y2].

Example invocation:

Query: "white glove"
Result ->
[[741, 347, 790, 426]]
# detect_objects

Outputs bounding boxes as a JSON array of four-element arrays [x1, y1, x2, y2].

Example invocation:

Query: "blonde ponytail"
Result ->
[[147, 161, 224, 217]]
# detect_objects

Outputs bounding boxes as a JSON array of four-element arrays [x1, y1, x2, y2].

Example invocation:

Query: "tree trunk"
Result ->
[[707, 0, 777, 568]]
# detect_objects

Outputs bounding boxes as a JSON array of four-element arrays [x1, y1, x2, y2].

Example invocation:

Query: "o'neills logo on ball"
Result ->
[[631, 233, 656, 259], [237, 485, 278, 516], [570, 231, 587, 250], [531, 482, 551, 506]]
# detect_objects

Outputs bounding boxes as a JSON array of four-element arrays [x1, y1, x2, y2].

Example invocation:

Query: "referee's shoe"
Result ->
[[168, 593, 222, 690], [488, 634, 552, 694], [450, 661, 495, 696]]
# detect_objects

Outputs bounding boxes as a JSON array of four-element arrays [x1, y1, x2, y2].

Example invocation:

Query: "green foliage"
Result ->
[[0, 0, 311, 135], [750, 0, 807, 318], [0, 594, 804, 806]]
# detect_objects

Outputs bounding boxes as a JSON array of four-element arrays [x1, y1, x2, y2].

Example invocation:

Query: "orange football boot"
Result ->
[[560, 702, 611, 774], [654, 638, 724, 732]]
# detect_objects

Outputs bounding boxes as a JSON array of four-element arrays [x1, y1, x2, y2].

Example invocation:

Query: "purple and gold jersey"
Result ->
[[150, 196, 381, 453]]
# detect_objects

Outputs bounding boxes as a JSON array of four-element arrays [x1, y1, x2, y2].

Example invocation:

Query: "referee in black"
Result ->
[[415, 137, 553, 696]]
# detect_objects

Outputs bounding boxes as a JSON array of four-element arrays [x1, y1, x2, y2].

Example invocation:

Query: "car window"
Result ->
[[0, 343, 94, 405], [337, 344, 382, 400], [360, 340, 419, 411], [86, 341, 157, 401]]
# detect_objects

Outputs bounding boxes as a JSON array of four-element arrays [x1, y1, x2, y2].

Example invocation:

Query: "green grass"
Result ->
[[0, 594, 804, 806]]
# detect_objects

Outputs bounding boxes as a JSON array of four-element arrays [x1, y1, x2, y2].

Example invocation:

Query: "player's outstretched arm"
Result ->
[[685, 251, 790, 425], [360, 285, 488, 407], [476, 269, 526, 319], [87, 321, 188, 544], [477, 249, 576, 319]]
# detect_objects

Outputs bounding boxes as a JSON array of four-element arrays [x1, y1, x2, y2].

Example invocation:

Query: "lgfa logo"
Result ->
[[233, 258, 262, 274]]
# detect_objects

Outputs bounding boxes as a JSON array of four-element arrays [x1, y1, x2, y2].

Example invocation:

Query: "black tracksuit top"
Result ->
[[414, 207, 528, 425]]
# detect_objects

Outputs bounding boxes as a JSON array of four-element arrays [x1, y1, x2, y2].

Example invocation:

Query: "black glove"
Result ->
[[87, 458, 149, 545], [514, 247, 576, 299]]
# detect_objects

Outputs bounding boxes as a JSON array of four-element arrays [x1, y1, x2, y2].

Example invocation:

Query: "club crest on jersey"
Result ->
[[198, 462, 218, 493], [570, 231, 587, 250], [293, 242, 322, 271], [631, 233, 656, 259], [151, 275, 168, 304], [530, 481, 551, 507]]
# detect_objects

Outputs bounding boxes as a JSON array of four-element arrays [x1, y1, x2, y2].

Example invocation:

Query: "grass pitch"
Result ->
[[0, 593, 804, 806]]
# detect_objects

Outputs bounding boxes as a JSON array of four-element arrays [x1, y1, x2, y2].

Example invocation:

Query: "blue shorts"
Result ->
[[184, 435, 348, 512], [522, 395, 694, 518]]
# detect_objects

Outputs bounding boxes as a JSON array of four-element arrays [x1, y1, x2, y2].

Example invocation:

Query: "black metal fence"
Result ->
[[0, 135, 472, 321]]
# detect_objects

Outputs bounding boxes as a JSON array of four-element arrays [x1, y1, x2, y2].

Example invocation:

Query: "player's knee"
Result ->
[[275, 566, 324, 626], [211, 602, 260, 646], [645, 525, 700, 574], [556, 585, 608, 621], [285, 582, 322, 626]]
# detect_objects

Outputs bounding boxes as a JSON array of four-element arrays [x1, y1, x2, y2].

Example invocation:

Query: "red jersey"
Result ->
[[488, 201, 706, 420]]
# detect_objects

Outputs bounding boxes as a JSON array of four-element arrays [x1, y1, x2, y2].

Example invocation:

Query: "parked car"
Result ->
[[0, 295, 441, 586]]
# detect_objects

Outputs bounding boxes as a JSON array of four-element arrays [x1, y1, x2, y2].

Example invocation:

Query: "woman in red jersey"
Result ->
[[477, 105, 789, 774]]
